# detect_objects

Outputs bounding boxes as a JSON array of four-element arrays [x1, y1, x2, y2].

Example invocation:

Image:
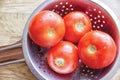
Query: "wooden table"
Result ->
[[0, 0, 120, 80]]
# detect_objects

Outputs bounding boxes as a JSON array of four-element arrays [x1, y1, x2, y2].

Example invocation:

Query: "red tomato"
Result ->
[[47, 41, 78, 74], [78, 30, 116, 69], [28, 10, 65, 48], [64, 11, 92, 43]]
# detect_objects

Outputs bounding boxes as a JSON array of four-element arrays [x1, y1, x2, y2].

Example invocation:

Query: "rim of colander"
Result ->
[[22, 0, 54, 80], [92, 0, 120, 80], [22, 0, 120, 80]]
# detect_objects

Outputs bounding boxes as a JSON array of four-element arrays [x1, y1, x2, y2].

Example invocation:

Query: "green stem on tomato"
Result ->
[[87, 44, 97, 54], [55, 58, 65, 67], [75, 22, 84, 32]]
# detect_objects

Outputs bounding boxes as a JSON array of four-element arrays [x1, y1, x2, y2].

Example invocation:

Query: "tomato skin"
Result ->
[[28, 10, 65, 48], [47, 41, 78, 74], [78, 30, 116, 69], [64, 11, 92, 43]]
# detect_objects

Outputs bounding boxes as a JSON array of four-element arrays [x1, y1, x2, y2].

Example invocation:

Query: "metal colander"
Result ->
[[22, 0, 120, 80]]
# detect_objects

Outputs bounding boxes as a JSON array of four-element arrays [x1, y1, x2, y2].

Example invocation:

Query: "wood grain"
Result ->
[[0, 0, 120, 80], [0, 62, 37, 80], [0, 0, 44, 80], [0, 0, 45, 47], [0, 47, 23, 62]]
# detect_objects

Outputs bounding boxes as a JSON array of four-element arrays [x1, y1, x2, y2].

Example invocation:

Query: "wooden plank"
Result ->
[[0, 0, 45, 46], [0, 62, 37, 80], [0, 0, 43, 80]]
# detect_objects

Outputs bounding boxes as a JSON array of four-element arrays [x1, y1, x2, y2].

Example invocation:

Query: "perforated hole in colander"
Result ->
[[45, 0, 111, 33], [26, 0, 119, 80]]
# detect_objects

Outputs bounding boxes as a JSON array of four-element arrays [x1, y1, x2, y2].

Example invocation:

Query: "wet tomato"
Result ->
[[47, 41, 78, 74], [64, 11, 92, 43], [78, 30, 116, 69], [28, 10, 65, 48]]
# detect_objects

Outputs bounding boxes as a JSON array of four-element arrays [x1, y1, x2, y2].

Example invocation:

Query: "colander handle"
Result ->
[[0, 40, 25, 66]]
